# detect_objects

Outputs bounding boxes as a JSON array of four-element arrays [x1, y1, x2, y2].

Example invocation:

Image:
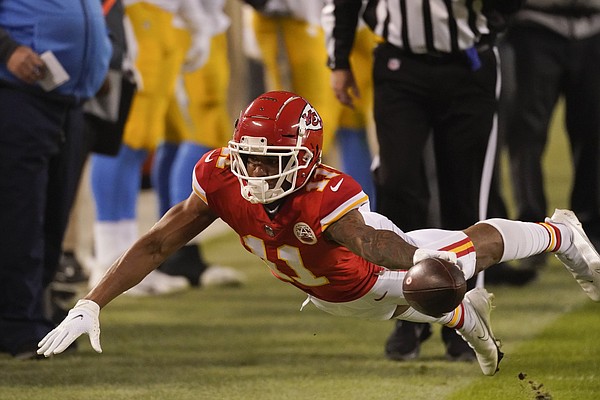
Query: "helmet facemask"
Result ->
[[229, 135, 315, 204]]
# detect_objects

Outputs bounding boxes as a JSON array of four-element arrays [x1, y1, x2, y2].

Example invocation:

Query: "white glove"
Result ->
[[182, 34, 210, 73], [413, 248, 475, 280], [413, 248, 458, 265], [37, 299, 102, 357]]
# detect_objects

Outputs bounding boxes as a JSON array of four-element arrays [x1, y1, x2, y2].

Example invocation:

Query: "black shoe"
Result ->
[[385, 321, 432, 361], [158, 245, 208, 287], [54, 252, 89, 286], [51, 251, 89, 302], [441, 326, 476, 362], [484, 262, 538, 286]]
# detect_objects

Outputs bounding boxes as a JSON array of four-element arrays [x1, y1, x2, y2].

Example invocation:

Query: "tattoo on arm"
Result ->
[[324, 209, 416, 269]]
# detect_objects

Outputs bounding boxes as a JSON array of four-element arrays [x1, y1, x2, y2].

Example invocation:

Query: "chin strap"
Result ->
[[243, 180, 285, 204], [243, 182, 265, 204]]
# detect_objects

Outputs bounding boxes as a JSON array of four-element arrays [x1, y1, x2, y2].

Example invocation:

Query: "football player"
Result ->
[[39, 91, 600, 376]]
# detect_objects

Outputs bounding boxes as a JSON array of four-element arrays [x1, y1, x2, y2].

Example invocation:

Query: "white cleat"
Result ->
[[125, 270, 190, 297], [457, 288, 503, 376], [548, 209, 600, 302]]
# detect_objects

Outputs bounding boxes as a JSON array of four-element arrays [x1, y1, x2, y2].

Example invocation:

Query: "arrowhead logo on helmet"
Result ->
[[301, 105, 322, 133]]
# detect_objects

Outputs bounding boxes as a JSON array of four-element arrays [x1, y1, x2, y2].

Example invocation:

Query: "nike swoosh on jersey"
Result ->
[[330, 178, 344, 192], [204, 150, 216, 163], [374, 291, 388, 301]]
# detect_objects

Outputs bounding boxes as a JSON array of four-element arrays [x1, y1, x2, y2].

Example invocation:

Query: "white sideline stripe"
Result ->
[[476, 47, 502, 289]]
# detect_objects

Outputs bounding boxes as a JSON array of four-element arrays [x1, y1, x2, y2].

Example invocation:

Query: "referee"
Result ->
[[323, 0, 523, 362]]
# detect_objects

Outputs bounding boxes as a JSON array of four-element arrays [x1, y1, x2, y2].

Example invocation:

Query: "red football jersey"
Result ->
[[192, 147, 383, 302]]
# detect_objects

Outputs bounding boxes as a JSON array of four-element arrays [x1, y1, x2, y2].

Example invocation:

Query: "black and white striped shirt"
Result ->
[[323, 0, 523, 69]]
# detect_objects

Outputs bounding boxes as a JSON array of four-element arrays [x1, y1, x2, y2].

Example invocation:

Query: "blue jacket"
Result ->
[[0, 0, 112, 101]]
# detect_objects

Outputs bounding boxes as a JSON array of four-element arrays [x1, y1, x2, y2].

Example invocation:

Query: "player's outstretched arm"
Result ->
[[87, 192, 218, 308], [325, 209, 416, 268], [37, 193, 218, 357], [327, 209, 468, 275]]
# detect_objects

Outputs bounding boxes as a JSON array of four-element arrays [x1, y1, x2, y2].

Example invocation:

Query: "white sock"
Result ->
[[445, 303, 475, 333], [396, 307, 449, 324], [479, 218, 572, 263], [118, 219, 138, 253], [94, 221, 123, 268], [396, 303, 473, 332], [90, 219, 138, 287]]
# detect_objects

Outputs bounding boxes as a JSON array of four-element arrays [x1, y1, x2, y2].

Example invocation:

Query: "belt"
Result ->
[[0, 79, 79, 105], [396, 43, 490, 63], [381, 42, 491, 70]]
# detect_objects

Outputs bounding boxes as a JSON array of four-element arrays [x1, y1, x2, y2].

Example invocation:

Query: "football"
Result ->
[[402, 257, 467, 317]]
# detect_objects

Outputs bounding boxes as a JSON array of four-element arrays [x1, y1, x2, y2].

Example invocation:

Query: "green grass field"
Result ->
[[2, 102, 599, 399]]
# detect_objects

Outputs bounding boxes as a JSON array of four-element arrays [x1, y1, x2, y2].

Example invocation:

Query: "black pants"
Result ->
[[0, 85, 85, 354], [373, 43, 499, 231], [503, 25, 600, 245]]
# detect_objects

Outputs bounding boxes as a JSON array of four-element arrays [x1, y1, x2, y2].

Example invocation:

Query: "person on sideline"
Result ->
[[87, 0, 210, 294], [0, 0, 111, 359], [502, 0, 600, 269], [323, 0, 524, 361], [149, 0, 245, 292]]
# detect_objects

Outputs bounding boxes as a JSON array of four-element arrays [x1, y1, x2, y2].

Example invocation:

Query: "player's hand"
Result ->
[[7, 46, 46, 84], [182, 34, 210, 73], [37, 299, 102, 357], [413, 248, 476, 280], [413, 248, 458, 265], [330, 69, 359, 108]]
